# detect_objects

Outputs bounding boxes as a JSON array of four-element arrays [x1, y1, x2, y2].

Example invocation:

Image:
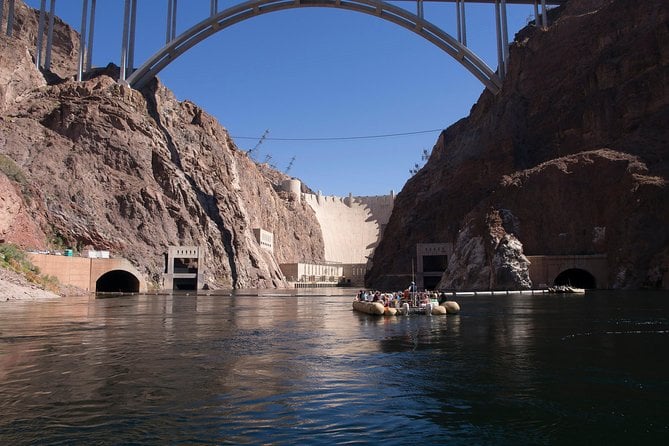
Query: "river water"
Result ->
[[0, 289, 668, 445]]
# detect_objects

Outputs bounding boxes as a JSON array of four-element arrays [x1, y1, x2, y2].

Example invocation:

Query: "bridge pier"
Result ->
[[86, 0, 97, 72], [35, 0, 58, 71], [36, 0, 97, 78], [77, 0, 88, 81], [455, 0, 467, 46], [35, 0, 46, 69], [494, 0, 510, 79], [501, 0, 509, 73], [4, 0, 15, 37], [534, 0, 549, 30], [166, 0, 178, 44], [120, 0, 138, 82], [44, 0, 56, 70]]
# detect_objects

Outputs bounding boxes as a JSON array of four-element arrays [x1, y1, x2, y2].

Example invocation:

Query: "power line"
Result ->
[[231, 128, 443, 142]]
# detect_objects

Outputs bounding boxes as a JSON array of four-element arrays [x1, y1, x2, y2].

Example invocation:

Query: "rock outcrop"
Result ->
[[0, 1, 325, 289], [0, 170, 47, 249], [0, 33, 45, 111], [439, 208, 531, 291], [368, 0, 669, 290]]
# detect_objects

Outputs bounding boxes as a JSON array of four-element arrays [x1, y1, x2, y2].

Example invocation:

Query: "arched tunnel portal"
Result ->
[[96, 270, 141, 293], [554, 268, 597, 289]]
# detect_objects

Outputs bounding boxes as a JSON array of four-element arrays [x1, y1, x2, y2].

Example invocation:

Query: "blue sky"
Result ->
[[24, 1, 540, 197]]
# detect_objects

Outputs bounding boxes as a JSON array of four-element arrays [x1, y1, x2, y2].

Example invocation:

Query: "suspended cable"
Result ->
[[231, 128, 443, 142]]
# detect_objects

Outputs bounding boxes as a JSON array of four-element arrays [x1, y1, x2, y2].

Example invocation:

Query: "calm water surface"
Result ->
[[1, 289, 668, 445]]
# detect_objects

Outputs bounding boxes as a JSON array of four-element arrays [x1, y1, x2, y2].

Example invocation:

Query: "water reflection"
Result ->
[[0, 290, 668, 444]]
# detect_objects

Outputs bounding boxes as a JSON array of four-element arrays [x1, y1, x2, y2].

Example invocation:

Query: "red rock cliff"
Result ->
[[368, 0, 669, 290], [0, 1, 325, 289]]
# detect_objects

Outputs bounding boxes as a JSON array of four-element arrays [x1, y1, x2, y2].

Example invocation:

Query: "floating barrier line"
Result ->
[[447, 289, 549, 296]]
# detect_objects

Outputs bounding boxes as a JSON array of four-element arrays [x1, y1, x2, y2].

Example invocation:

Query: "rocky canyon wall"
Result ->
[[0, 0, 325, 289], [368, 0, 669, 290]]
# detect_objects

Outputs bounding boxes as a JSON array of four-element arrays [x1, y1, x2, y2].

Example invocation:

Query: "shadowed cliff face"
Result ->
[[368, 0, 669, 290], [0, 1, 325, 289]]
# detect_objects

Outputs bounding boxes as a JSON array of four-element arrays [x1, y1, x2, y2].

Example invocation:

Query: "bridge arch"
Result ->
[[95, 269, 141, 293], [554, 268, 596, 289], [127, 0, 501, 93]]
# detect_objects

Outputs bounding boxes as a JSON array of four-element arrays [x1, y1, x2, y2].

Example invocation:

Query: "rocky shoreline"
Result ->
[[0, 267, 87, 301]]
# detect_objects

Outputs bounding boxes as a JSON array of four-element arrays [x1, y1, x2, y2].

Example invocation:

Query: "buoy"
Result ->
[[352, 300, 385, 315], [443, 301, 461, 314], [431, 305, 447, 315]]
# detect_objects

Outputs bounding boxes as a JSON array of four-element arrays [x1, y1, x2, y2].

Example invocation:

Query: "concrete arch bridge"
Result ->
[[4, 0, 565, 94]]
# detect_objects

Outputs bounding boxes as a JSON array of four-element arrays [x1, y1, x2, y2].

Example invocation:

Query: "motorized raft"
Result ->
[[352, 298, 460, 316]]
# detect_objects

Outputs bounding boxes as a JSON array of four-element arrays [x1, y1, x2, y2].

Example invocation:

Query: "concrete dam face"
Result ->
[[284, 180, 394, 265]]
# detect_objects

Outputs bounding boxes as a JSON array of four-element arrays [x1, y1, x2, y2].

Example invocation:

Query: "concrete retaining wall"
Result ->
[[28, 253, 147, 292]]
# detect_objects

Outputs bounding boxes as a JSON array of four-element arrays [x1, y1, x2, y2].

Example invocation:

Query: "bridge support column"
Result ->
[[36, 0, 47, 69], [77, 0, 88, 81], [120, 0, 138, 83], [86, 0, 97, 72], [5, 0, 14, 37], [127, 0, 137, 78], [532, 0, 550, 30], [166, 0, 172, 43], [456, 0, 467, 46], [172, 0, 177, 40], [44, 0, 56, 70], [456, 0, 461, 42], [38, 0, 60, 71], [75, 0, 101, 80], [494, 0, 505, 79], [166, 0, 177, 44], [501, 0, 509, 73], [210, 0, 218, 17], [120, 0, 130, 82]]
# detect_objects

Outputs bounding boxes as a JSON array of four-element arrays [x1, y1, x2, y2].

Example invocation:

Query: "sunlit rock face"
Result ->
[[368, 0, 669, 290], [0, 0, 325, 289], [438, 209, 531, 291], [0, 0, 79, 81]]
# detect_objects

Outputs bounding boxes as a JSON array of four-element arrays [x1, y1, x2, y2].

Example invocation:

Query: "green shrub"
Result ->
[[0, 154, 32, 204], [0, 154, 27, 185], [0, 243, 60, 292], [49, 231, 68, 250], [0, 243, 30, 269]]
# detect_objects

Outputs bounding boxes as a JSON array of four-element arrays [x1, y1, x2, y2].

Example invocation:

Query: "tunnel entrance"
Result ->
[[423, 276, 442, 290], [554, 268, 597, 289], [172, 277, 198, 291], [96, 270, 140, 293]]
